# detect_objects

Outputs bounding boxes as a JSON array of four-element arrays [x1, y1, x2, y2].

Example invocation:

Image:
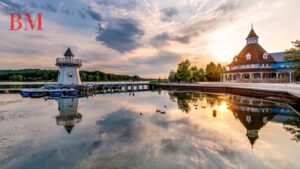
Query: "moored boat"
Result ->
[[48, 89, 63, 97], [20, 88, 48, 98], [63, 88, 78, 96]]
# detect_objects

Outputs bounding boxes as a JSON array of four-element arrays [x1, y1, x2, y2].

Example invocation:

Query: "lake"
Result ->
[[0, 91, 300, 169]]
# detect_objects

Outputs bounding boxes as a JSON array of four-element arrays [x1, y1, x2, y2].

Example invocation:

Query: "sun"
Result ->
[[219, 101, 228, 112]]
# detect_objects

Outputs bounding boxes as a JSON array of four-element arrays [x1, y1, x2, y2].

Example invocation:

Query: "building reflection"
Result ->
[[227, 95, 296, 147], [167, 91, 300, 146], [55, 97, 82, 134]]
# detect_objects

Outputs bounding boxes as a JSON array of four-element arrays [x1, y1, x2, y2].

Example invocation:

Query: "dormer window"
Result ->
[[246, 53, 251, 60], [263, 52, 268, 59]]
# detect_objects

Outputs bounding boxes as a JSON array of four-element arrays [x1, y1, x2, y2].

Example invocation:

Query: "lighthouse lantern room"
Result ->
[[56, 48, 82, 85]]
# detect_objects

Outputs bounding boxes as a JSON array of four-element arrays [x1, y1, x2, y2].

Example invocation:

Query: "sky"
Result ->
[[0, 0, 299, 78]]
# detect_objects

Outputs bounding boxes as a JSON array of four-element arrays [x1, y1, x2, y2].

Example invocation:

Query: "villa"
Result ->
[[222, 27, 296, 83]]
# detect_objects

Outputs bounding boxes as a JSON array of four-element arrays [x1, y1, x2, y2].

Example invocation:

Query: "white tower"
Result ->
[[56, 48, 82, 85]]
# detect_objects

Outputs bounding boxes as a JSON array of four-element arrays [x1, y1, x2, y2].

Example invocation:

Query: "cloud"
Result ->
[[151, 32, 198, 47], [42, 3, 58, 13], [95, 0, 139, 10], [84, 6, 102, 21], [0, 0, 30, 14], [160, 7, 178, 22], [130, 51, 181, 66], [96, 18, 144, 53], [0, 47, 43, 56]]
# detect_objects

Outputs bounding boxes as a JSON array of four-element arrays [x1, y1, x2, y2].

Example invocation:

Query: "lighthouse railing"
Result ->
[[56, 58, 82, 67]]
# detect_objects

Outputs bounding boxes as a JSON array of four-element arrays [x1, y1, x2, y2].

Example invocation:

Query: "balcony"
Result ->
[[56, 58, 82, 67]]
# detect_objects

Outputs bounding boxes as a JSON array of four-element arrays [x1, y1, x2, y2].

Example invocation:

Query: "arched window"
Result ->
[[246, 53, 251, 60], [263, 52, 268, 59]]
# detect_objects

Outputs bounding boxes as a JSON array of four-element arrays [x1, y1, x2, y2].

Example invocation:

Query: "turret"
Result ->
[[56, 48, 82, 85], [246, 26, 259, 44]]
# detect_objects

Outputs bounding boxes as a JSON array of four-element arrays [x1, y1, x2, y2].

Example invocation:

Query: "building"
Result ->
[[222, 27, 296, 83], [56, 48, 82, 85]]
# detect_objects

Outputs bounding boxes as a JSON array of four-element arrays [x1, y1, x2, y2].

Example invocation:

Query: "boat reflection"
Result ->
[[55, 97, 82, 134]]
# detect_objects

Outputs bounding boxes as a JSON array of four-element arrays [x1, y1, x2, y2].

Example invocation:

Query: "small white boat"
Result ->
[[21, 88, 48, 98]]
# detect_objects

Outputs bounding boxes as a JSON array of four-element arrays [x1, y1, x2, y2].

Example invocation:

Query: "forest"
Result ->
[[0, 69, 142, 82]]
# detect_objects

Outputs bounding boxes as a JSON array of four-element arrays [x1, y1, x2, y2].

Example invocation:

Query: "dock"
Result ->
[[0, 81, 153, 95], [77, 81, 153, 95]]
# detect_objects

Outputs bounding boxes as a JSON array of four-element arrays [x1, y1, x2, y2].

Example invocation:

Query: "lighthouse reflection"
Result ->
[[55, 97, 82, 134]]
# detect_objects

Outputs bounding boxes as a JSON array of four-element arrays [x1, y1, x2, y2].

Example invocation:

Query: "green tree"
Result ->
[[190, 66, 205, 82], [168, 70, 176, 82], [285, 40, 300, 80], [88, 75, 94, 81], [16, 75, 24, 81], [9, 75, 17, 81], [205, 62, 224, 81], [176, 59, 192, 82]]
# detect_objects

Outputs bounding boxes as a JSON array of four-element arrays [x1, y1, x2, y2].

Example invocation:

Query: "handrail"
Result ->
[[56, 58, 82, 67]]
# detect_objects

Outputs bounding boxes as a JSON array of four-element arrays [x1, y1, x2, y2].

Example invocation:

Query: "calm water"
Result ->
[[0, 91, 300, 169]]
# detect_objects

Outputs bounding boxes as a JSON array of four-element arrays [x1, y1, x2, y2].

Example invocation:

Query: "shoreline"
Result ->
[[154, 82, 300, 111]]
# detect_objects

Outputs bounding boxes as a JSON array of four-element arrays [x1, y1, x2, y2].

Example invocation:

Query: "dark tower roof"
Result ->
[[64, 48, 75, 57], [65, 125, 74, 134], [246, 28, 259, 39]]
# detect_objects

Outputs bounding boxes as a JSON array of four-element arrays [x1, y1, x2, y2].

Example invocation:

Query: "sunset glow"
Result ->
[[0, 0, 299, 78]]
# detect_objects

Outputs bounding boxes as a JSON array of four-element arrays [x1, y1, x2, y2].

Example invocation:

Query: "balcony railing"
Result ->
[[56, 58, 82, 67]]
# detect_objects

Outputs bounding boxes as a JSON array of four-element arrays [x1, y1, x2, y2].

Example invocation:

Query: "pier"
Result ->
[[0, 81, 153, 95], [77, 81, 153, 95]]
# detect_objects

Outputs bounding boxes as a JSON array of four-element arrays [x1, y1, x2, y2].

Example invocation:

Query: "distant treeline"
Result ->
[[168, 59, 225, 82], [0, 69, 142, 82]]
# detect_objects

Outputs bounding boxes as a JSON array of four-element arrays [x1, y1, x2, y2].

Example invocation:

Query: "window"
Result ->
[[246, 53, 251, 60], [263, 52, 268, 59]]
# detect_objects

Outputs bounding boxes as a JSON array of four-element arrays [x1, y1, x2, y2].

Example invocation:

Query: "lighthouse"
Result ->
[[56, 48, 82, 85]]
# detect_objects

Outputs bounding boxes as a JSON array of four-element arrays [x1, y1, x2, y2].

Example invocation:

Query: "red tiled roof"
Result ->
[[228, 43, 275, 66]]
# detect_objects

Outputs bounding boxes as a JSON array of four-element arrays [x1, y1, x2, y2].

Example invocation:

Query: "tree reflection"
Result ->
[[169, 92, 204, 113], [283, 116, 300, 142]]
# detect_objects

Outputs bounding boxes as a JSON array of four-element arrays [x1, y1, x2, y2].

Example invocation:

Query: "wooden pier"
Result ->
[[0, 81, 154, 95], [77, 82, 153, 95]]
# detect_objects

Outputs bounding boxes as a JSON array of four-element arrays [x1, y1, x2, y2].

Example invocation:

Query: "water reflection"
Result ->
[[168, 91, 300, 146], [1, 92, 300, 169], [55, 97, 82, 134]]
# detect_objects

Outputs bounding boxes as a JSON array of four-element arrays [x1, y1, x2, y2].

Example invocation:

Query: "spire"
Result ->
[[246, 25, 259, 44], [246, 28, 258, 39], [64, 48, 75, 57]]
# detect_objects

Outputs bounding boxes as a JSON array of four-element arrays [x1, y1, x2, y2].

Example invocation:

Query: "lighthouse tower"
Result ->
[[56, 48, 82, 85]]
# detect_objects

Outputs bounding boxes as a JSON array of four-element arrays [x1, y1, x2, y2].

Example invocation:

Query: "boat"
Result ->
[[20, 89, 31, 97], [48, 89, 63, 97], [21, 88, 48, 98], [63, 88, 78, 96]]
